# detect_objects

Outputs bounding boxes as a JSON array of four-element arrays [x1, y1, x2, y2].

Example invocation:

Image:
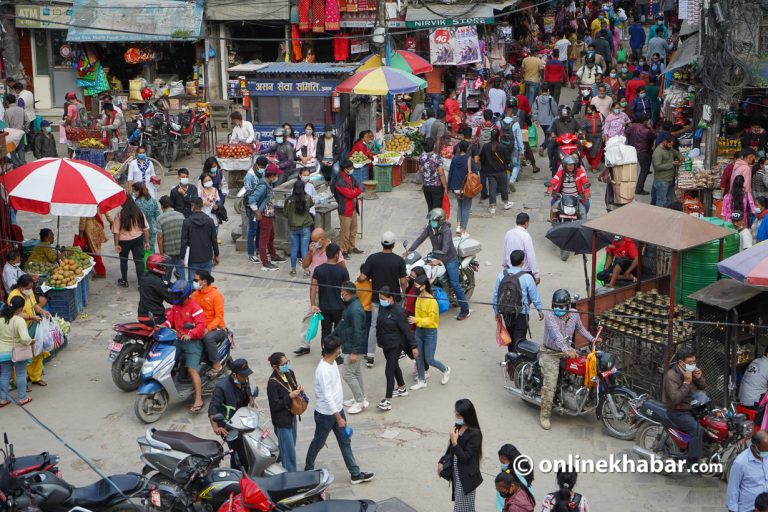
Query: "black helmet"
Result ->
[[170, 280, 193, 305], [552, 289, 571, 309], [506, 96, 518, 109], [585, 55, 595, 65]]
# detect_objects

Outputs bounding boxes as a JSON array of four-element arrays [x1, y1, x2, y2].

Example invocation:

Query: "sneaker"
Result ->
[[248, 256, 260, 263], [504, 201, 514, 210], [272, 255, 287, 263], [538, 147, 545, 157], [117, 278, 128, 288], [410, 381, 427, 390], [261, 263, 279, 271], [290, 268, 297, 276], [392, 387, 408, 397], [399, 351, 407, 360], [350, 472, 375, 484], [457, 310, 472, 321], [441, 366, 452, 385], [365, 356, 374, 368], [377, 399, 392, 411], [293, 346, 311, 356], [343, 398, 357, 407], [489, 206, 496, 215], [540, 417, 551, 430], [456, 226, 462, 235], [362, 399, 369, 409], [348, 402, 365, 414]]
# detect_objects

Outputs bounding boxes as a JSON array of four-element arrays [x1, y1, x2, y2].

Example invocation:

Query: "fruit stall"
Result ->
[[37, 248, 96, 322]]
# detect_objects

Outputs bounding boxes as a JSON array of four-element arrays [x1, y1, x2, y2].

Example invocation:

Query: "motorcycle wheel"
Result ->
[[560, 249, 570, 262], [162, 141, 175, 169], [636, 423, 682, 475], [111, 340, 145, 392], [597, 389, 638, 441], [461, 267, 476, 301], [134, 390, 169, 424], [508, 359, 528, 391]]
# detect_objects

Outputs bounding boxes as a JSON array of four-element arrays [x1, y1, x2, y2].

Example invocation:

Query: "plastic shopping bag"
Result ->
[[441, 193, 451, 221], [433, 287, 450, 314], [528, 125, 538, 149], [496, 316, 512, 347], [33, 317, 54, 356], [143, 249, 152, 272], [305, 312, 324, 344]]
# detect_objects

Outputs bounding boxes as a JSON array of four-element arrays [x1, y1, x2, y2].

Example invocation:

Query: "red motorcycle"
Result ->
[[108, 321, 156, 392], [164, 106, 209, 168], [632, 392, 753, 479]]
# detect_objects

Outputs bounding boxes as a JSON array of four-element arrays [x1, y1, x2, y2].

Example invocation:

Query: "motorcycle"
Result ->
[[631, 393, 753, 479], [0, 433, 61, 496], [108, 321, 155, 392], [217, 475, 376, 512], [134, 325, 233, 423], [403, 237, 480, 304], [549, 192, 585, 262], [502, 325, 639, 440], [138, 406, 285, 479], [164, 108, 208, 169]]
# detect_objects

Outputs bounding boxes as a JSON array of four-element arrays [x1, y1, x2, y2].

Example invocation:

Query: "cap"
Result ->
[[265, 163, 282, 176], [41, 120, 51, 127], [381, 231, 396, 245], [231, 358, 253, 377]]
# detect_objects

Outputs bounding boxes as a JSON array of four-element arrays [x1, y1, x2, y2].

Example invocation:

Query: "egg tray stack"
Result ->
[[597, 290, 695, 345]]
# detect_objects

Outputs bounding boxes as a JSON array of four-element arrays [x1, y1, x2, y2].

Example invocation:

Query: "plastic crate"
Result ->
[[373, 165, 393, 192], [77, 274, 91, 307], [352, 166, 369, 186], [47, 288, 83, 322], [392, 164, 402, 187]]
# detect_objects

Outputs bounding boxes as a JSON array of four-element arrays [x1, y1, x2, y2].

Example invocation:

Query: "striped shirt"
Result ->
[[156, 209, 185, 256]]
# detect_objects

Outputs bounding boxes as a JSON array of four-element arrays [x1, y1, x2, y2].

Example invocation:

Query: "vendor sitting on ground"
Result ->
[[27, 229, 59, 264], [597, 235, 639, 287]]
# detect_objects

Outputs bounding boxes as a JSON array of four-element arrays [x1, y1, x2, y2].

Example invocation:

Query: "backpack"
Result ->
[[499, 117, 517, 151], [497, 271, 524, 315], [478, 123, 494, 146], [75, 104, 89, 127]]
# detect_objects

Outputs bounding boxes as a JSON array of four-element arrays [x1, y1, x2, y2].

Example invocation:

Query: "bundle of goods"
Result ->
[[596, 290, 695, 344], [374, 152, 404, 166], [124, 47, 156, 65], [65, 127, 101, 144], [25, 261, 57, 277], [77, 138, 105, 149], [349, 151, 371, 168], [439, 145, 454, 159], [215, 144, 253, 159], [717, 137, 741, 159], [384, 134, 414, 154]]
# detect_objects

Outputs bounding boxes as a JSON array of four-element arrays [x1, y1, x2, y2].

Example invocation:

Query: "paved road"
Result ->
[[4, 115, 726, 512]]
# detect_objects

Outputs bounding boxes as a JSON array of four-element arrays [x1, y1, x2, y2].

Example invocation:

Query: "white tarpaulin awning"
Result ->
[[206, 1, 290, 21], [666, 36, 700, 74]]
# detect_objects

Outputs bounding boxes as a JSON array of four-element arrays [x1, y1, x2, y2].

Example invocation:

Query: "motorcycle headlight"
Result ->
[[171, 122, 181, 131], [141, 358, 162, 376], [563, 205, 577, 215]]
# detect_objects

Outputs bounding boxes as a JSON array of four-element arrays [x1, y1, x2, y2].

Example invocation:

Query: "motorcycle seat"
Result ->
[[251, 470, 323, 502], [515, 340, 541, 359], [638, 400, 678, 428], [69, 473, 144, 507], [10, 453, 54, 476], [296, 499, 378, 512], [150, 429, 222, 458]]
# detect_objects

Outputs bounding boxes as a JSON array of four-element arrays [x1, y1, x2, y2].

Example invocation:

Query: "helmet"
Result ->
[[170, 280, 193, 305], [141, 87, 153, 101], [689, 391, 711, 411], [427, 208, 446, 226], [506, 96, 518, 109], [552, 289, 571, 309], [146, 254, 168, 276], [562, 155, 577, 167], [560, 106, 572, 117], [656, 13, 664, 21], [273, 127, 286, 138], [585, 55, 595, 65]]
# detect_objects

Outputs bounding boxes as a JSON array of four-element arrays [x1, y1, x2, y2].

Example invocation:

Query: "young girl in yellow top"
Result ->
[[408, 276, 450, 390]]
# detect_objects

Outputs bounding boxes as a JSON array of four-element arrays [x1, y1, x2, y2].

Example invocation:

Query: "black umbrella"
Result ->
[[546, 221, 614, 295]]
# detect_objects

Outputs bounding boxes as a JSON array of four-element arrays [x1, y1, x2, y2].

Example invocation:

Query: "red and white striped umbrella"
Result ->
[[1, 158, 126, 217]]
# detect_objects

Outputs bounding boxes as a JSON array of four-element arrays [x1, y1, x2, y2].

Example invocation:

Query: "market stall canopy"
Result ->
[[717, 243, 768, 286], [336, 66, 426, 95], [689, 279, 765, 311], [67, 0, 204, 42], [358, 50, 433, 75], [666, 36, 700, 74], [403, 1, 519, 28], [206, 0, 289, 21], [226, 63, 270, 73], [583, 202, 734, 251]]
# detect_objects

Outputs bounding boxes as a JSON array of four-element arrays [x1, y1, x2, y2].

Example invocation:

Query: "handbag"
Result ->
[[441, 193, 451, 221], [271, 376, 308, 416], [496, 316, 512, 347], [437, 453, 453, 481], [215, 202, 229, 223], [460, 158, 482, 198], [12, 344, 33, 362]]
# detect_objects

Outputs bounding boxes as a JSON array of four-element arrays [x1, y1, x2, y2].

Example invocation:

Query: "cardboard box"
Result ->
[[612, 181, 636, 205], [613, 163, 639, 182]]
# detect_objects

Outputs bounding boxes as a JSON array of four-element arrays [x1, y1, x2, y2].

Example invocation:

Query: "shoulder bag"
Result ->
[[437, 452, 454, 481], [271, 376, 308, 416], [460, 157, 482, 198], [12, 344, 33, 362]]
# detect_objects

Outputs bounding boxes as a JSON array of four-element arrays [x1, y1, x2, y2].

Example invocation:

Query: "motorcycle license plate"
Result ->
[[560, 214, 578, 219], [106, 342, 123, 362]]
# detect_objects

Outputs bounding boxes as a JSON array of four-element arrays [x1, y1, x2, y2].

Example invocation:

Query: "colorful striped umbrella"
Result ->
[[717, 243, 768, 286], [336, 66, 426, 95], [358, 50, 433, 75]]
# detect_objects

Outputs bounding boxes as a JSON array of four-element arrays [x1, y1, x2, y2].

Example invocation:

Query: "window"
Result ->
[[254, 97, 280, 124], [34, 32, 50, 76], [50, 30, 73, 70], [254, 96, 327, 126], [760, 25, 768, 55]]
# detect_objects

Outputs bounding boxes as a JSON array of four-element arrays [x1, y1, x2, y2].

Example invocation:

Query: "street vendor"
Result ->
[[597, 236, 639, 288], [229, 111, 255, 145], [350, 130, 378, 161], [27, 229, 59, 264], [739, 346, 768, 408]]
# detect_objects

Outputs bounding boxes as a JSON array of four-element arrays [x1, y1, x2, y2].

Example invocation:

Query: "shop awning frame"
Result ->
[[66, 0, 205, 43], [666, 35, 700, 74], [206, 0, 290, 21], [400, 1, 520, 28]]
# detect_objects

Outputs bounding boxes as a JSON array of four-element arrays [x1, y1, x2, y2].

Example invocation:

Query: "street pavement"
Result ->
[[3, 108, 725, 511]]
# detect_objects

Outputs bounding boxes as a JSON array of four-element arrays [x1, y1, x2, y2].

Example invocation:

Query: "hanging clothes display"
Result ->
[[312, 0, 325, 32], [299, 0, 310, 31], [292, 25, 303, 60], [334, 34, 349, 61], [325, 0, 341, 31]]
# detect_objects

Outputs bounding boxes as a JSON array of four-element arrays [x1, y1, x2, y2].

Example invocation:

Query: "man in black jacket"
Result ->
[[137, 254, 171, 324], [170, 168, 199, 218], [333, 282, 368, 414], [317, 128, 342, 181], [375, 285, 417, 411], [208, 358, 253, 468], [179, 197, 219, 275]]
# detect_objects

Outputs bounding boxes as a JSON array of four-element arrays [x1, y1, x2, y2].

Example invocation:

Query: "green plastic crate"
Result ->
[[373, 165, 393, 192]]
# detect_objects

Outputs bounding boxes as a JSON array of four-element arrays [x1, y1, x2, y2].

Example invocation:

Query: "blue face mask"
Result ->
[[430, 220, 439, 229], [455, 418, 465, 426], [760, 451, 768, 458], [211, 167, 218, 173], [379, 300, 390, 308], [553, 307, 567, 317], [500, 463, 509, 471], [137, 154, 147, 160], [279, 363, 290, 373]]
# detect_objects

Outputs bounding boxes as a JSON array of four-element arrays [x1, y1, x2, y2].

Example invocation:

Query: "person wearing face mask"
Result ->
[[2, 250, 25, 294], [98, 102, 126, 151], [200, 157, 228, 203], [333, 281, 368, 414], [602, 100, 630, 141], [663, 346, 707, 465], [330, 160, 362, 259], [170, 168, 199, 218], [374, 286, 417, 411], [728, 433, 768, 512], [228, 111, 255, 145], [440, 398, 483, 512], [251, 165, 287, 271], [296, 122, 319, 170], [266, 352, 305, 472], [199, 173, 222, 234], [191, 270, 226, 378], [444, 89, 463, 134], [244, 157, 267, 263], [495, 466, 535, 512], [316, 128, 342, 181], [651, 132, 683, 207], [630, 86, 652, 120], [127, 148, 158, 199], [628, 17, 645, 61], [32, 120, 57, 159], [625, 114, 656, 195], [300, 167, 320, 223], [604, 67, 623, 97], [647, 14, 670, 46], [131, 182, 161, 252], [282, 123, 297, 148], [259, 128, 297, 175], [8, 274, 51, 388], [733, 148, 758, 199], [285, 180, 315, 277], [575, 56, 602, 88], [495, 445, 534, 512], [208, 358, 254, 468], [589, 84, 612, 118], [539, 289, 596, 430]]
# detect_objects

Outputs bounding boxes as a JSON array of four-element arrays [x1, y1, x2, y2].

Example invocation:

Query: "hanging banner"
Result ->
[[429, 26, 481, 66]]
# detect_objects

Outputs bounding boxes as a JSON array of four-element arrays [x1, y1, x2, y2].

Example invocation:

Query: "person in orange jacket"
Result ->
[[191, 269, 227, 378], [547, 155, 591, 221]]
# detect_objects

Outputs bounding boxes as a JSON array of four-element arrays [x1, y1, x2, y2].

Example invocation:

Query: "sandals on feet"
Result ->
[[189, 403, 204, 414], [31, 380, 47, 387], [0, 401, 10, 408], [18, 398, 32, 406]]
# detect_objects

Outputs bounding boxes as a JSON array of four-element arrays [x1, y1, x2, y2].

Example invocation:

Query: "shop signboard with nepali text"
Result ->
[[429, 26, 481, 66], [243, 79, 337, 97]]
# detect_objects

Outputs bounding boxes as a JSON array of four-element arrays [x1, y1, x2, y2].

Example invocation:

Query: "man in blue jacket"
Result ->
[[333, 281, 368, 414], [628, 18, 646, 61]]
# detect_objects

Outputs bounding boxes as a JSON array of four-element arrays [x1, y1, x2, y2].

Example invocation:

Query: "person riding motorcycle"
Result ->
[[208, 357, 254, 468], [259, 127, 296, 175], [163, 280, 207, 413], [539, 289, 596, 430], [548, 156, 591, 221], [138, 254, 172, 325], [405, 208, 471, 321], [548, 106, 583, 175], [662, 346, 707, 465]]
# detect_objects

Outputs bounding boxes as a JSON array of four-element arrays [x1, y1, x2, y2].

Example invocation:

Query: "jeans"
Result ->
[[668, 410, 704, 459], [524, 81, 540, 107], [118, 235, 145, 282], [383, 346, 405, 398], [342, 354, 365, 402], [510, 152, 521, 184], [259, 217, 278, 265], [0, 360, 27, 401], [487, 172, 509, 205], [415, 328, 447, 381], [164, 255, 185, 282], [423, 186, 444, 213], [636, 152, 652, 192], [246, 213, 260, 257], [445, 258, 469, 314], [479, 168, 489, 199], [546, 82, 562, 104], [305, 409, 361, 477], [276, 416, 298, 472], [547, 137, 560, 175], [188, 261, 213, 276], [366, 302, 379, 357], [653, 180, 675, 208], [453, 192, 472, 231], [290, 226, 311, 269], [427, 93, 441, 116], [202, 328, 227, 366]]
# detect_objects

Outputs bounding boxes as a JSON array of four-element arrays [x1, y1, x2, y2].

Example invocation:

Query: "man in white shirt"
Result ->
[[14, 83, 35, 129], [229, 111, 255, 144], [501, 212, 540, 284], [304, 335, 374, 484], [487, 79, 507, 117], [554, 35, 571, 65], [739, 346, 768, 408]]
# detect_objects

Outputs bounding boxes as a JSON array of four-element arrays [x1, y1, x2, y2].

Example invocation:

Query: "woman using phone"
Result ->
[[266, 352, 304, 472]]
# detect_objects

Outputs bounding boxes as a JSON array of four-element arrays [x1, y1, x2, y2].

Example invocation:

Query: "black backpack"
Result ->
[[499, 117, 517, 152], [497, 271, 524, 315]]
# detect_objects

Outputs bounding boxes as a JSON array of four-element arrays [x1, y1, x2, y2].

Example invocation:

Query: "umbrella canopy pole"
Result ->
[[582, 254, 590, 297], [635, 243, 644, 293], [664, 250, 680, 376], [589, 230, 598, 326], [717, 239, 724, 280]]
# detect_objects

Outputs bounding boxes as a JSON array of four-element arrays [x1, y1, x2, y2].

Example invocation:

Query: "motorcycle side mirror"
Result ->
[[183, 322, 194, 329], [402, 240, 408, 249], [211, 413, 225, 424], [252, 386, 259, 397], [224, 430, 239, 443], [572, 294, 581, 303]]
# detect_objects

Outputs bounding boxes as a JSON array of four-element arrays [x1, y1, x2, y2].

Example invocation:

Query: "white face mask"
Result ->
[[203, 181, 213, 188], [23, 289, 33, 296], [180, 177, 189, 185], [301, 175, 310, 183]]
